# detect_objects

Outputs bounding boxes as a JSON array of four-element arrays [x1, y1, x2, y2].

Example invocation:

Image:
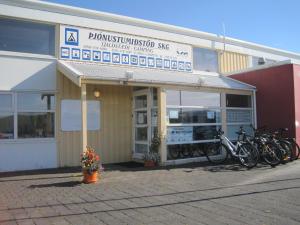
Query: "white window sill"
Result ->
[[0, 50, 56, 61], [0, 138, 56, 144]]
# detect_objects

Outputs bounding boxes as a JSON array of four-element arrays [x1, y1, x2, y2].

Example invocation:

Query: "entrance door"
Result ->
[[133, 89, 151, 159]]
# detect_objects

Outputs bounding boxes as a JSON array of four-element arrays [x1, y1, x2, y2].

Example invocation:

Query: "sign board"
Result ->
[[167, 126, 193, 144], [60, 25, 193, 72], [169, 110, 179, 119], [207, 111, 215, 120], [61, 100, 100, 131]]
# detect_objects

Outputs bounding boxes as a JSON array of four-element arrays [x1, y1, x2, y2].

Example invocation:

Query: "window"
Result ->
[[166, 90, 221, 160], [181, 91, 220, 107], [0, 92, 55, 140], [193, 48, 218, 72], [226, 94, 251, 108], [0, 18, 55, 55], [17, 93, 55, 138], [0, 94, 14, 139], [226, 94, 253, 140]]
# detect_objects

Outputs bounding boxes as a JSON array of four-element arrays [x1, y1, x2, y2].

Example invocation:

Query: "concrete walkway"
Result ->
[[0, 161, 300, 225]]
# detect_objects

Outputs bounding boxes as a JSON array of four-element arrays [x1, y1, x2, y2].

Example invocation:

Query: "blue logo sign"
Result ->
[[61, 47, 70, 59], [92, 51, 101, 61], [148, 57, 155, 67], [82, 49, 91, 60], [171, 60, 177, 70], [103, 52, 111, 62], [139, 56, 147, 66], [178, 61, 185, 71], [156, 58, 162, 68], [65, 28, 79, 46], [121, 54, 129, 64], [164, 59, 170, 69], [185, 62, 192, 71], [71, 48, 80, 59], [112, 53, 120, 64], [130, 55, 138, 65]]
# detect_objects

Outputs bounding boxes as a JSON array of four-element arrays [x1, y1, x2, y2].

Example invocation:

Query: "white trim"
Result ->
[[166, 105, 221, 109], [165, 156, 208, 166], [57, 60, 82, 87], [166, 139, 219, 145], [168, 123, 222, 127], [0, 50, 56, 61], [0, 138, 56, 144], [226, 107, 253, 110]]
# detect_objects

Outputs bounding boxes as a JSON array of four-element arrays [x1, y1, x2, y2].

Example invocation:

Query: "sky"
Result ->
[[45, 0, 300, 54]]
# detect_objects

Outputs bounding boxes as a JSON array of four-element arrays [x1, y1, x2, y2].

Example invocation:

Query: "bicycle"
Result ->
[[250, 125, 282, 167], [205, 128, 259, 168], [277, 128, 300, 161]]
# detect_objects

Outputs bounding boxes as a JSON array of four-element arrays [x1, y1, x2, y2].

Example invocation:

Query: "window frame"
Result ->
[[0, 92, 15, 140], [0, 92, 56, 142]]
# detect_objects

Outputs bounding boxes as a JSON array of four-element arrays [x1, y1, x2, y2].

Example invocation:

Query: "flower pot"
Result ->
[[144, 160, 156, 167], [82, 170, 99, 184]]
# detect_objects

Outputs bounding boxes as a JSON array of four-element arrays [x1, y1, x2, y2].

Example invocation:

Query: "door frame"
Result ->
[[132, 88, 152, 159]]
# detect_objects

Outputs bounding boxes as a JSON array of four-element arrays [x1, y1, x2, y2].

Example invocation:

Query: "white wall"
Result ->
[[0, 54, 56, 91], [0, 140, 57, 172]]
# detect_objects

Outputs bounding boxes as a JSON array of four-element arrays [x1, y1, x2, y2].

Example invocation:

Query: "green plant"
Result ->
[[143, 133, 161, 164]]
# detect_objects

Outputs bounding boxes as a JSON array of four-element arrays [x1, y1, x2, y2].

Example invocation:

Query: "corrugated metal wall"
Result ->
[[56, 72, 133, 167], [219, 51, 249, 74]]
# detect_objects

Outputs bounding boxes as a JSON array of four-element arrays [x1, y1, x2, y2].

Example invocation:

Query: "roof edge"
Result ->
[[1, 0, 300, 59], [224, 59, 300, 76]]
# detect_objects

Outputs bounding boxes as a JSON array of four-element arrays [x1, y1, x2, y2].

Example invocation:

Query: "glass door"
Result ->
[[132, 88, 158, 159], [133, 89, 151, 158]]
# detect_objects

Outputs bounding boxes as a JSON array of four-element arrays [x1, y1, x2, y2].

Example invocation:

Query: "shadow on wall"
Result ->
[[11, 62, 56, 90]]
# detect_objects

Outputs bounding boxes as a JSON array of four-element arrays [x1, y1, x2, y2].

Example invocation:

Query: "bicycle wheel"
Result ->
[[291, 141, 300, 160], [168, 145, 180, 159], [205, 143, 229, 164], [237, 142, 259, 168], [278, 140, 293, 163], [181, 145, 193, 158], [261, 142, 281, 167]]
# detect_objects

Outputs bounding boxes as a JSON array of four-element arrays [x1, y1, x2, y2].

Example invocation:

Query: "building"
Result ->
[[229, 61, 300, 145], [1, 0, 300, 172]]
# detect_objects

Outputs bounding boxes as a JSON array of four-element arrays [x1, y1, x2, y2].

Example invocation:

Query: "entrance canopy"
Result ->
[[57, 60, 255, 90]]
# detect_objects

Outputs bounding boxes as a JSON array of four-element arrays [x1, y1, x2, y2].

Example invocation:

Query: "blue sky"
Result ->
[[45, 0, 300, 53]]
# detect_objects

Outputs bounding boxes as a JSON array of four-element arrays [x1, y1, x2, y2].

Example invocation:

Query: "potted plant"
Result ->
[[143, 133, 161, 167], [80, 146, 102, 183]]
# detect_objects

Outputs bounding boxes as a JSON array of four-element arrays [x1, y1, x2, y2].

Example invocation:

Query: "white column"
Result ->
[[81, 83, 87, 152], [221, 92, 227, 135], [158, 87, 167, 164]]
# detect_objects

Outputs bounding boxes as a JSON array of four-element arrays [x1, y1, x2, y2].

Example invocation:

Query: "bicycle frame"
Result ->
[[219, 134, 243, 157]]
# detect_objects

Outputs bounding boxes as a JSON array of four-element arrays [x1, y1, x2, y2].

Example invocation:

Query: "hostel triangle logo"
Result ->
[[65, 28, 79, 46], [68, 33, 76, 42]]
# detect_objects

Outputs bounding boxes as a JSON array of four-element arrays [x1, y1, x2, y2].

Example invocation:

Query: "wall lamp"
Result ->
[[93, 89, 101, 98]]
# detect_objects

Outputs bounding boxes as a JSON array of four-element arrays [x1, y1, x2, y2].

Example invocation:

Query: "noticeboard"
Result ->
[[61, 100, 100, 131]]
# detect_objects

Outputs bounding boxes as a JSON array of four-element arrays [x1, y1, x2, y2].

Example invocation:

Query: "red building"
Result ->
[[229, 61, 300, 145]]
